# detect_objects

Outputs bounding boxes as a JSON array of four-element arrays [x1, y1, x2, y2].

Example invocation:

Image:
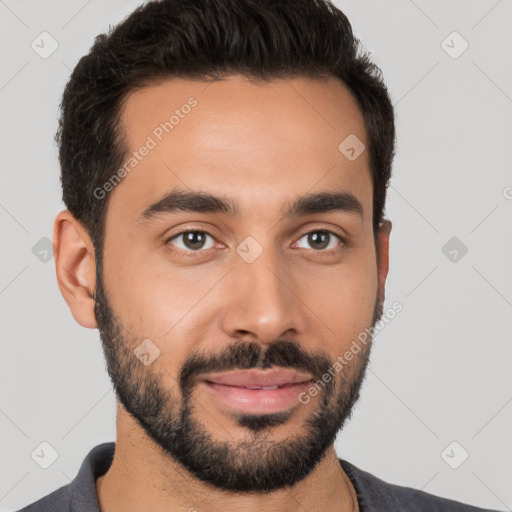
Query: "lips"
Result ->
[[201, 368, 315, 414], [202, 367, 314, 388]]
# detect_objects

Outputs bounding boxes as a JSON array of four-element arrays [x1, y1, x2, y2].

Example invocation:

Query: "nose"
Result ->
[[219, 247, 307, 345]]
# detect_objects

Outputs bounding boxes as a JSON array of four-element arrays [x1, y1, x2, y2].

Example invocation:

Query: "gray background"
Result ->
[[1, 0, 511, 510]]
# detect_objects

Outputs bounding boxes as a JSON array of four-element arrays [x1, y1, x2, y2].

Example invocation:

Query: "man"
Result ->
[[17, 0, 500, 510]]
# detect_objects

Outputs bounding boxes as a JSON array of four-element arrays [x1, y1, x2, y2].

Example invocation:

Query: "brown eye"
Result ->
[[296, 230, 342, 251], [167, 230, 215, 252]]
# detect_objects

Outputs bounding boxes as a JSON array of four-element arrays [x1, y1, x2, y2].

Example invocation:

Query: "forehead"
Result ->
[[109, 74, 372, 225]]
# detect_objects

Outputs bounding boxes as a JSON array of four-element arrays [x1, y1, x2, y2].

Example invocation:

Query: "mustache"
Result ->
[[179, 340, 332, 395]]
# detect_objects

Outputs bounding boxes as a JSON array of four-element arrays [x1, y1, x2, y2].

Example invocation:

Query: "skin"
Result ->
[[54, 74, 391, 512]]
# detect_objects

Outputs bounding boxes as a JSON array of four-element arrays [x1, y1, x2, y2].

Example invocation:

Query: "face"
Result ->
[[93, 75, 388, 492]]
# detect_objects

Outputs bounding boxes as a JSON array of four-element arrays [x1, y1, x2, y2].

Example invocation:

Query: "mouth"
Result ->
[[200, 368, 314, 414]]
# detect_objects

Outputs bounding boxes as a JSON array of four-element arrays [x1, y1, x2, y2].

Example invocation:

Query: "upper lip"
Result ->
[[202, 368, 314, 388]]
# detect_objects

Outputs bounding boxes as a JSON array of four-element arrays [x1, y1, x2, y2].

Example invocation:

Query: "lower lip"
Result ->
[[201, 380, 313, 414]]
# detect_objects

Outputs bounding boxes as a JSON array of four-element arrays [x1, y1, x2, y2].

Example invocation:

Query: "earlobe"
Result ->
[[376, 219, 392, 305], [53, 210, 98, 329]]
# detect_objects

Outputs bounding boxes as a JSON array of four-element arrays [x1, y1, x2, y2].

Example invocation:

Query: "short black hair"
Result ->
[[57, 0, 396, 256]]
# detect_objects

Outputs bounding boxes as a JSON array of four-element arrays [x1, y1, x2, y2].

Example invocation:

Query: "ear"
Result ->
[[53, 210, 98, 328], [375, 219, 392, 305]]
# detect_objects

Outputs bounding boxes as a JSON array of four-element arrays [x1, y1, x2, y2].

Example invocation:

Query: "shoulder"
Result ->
[[15, 442, 115, 512], [339, 458, 501, 512]]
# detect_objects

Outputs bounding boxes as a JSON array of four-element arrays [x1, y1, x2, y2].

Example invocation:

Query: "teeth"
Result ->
[[245, 385, 279, 390]]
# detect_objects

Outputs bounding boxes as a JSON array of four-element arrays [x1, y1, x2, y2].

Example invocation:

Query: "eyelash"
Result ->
[[164, 228, 345, 258]]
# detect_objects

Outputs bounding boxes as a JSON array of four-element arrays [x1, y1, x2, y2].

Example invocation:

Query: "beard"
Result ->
[[94, 258, 383, 493]]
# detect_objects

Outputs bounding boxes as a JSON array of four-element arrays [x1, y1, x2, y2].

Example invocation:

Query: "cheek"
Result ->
[[104, 245, 227, 352], [296, 253, 378, 348]]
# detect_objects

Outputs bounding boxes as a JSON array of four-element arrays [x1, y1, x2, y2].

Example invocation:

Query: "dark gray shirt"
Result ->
[[16, 442, 500, 511]]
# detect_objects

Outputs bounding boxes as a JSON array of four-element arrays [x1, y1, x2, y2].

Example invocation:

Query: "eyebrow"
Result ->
[[137, 187, 364, 225]]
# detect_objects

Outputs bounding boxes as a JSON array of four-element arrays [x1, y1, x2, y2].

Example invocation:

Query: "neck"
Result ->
[[96, 405, 359, 512]]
